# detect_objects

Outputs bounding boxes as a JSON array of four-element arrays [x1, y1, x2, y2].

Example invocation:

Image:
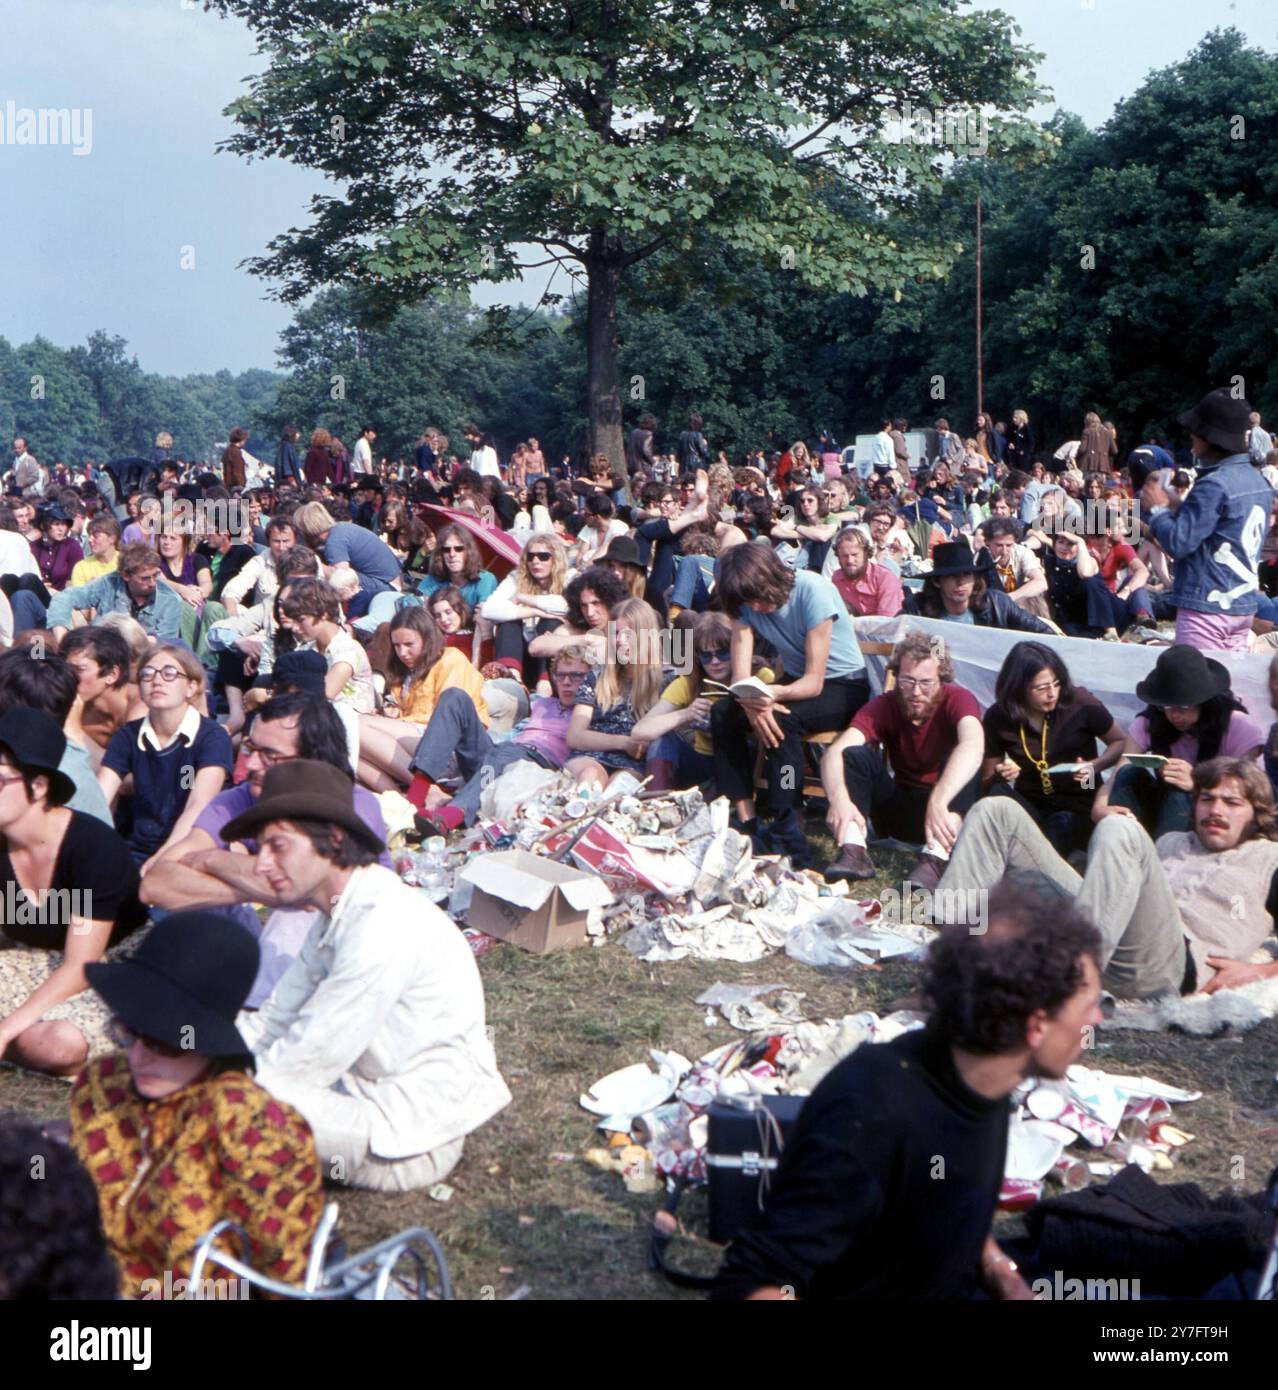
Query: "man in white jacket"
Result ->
[[225, 758, 511, 1191]]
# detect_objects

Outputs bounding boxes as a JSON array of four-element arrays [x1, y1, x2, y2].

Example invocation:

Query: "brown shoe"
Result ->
[[905, 853, 946, 893], [824, 843, 877, 883]]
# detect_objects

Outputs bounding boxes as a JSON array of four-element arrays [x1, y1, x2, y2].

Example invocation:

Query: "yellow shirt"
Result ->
[[71, 1054, 322, 1299], [660, 666, 775, 755], [395, 644, 489, 726], [69, 553, 118, 587]]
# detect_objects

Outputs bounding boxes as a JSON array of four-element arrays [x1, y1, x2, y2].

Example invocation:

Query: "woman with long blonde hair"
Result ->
[[565, 597, 665, 791], [479, 532, 574, 685]]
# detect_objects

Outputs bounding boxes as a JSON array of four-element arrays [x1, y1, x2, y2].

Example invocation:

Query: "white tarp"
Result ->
[[854, 615, 1275, 733]]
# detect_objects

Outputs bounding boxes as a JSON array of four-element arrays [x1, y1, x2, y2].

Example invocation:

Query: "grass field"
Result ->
[[4, 840, 1278, 1300]]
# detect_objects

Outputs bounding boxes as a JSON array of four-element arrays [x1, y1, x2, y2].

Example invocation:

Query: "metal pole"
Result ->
[[975, 197, 984, 421]]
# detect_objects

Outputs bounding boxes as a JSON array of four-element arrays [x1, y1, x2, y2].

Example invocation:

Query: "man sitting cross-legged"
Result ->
[[409, 645, 593, 832], [936, 757, 1278, 1000], [822, 630, 984, 891], [225, 759, 511, 1192]]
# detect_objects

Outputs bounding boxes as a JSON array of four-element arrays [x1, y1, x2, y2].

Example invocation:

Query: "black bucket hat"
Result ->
[[602, 535, 643, 569], [85, 911, 260, 1064], [1178, 388, 1252, 456], [1135, 644, 1230, 709], [0, 708, 76, 806]]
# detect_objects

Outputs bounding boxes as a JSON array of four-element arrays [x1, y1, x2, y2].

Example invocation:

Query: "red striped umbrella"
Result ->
[[421, 504, 521, 578]]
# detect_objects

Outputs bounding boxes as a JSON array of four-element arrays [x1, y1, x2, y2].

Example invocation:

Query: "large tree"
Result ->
[[208, 0, 1046, 467]]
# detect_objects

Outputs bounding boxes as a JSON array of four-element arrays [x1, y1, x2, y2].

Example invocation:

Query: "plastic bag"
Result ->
[[784, 901, 881, 969], [479, 760, 564, 822]]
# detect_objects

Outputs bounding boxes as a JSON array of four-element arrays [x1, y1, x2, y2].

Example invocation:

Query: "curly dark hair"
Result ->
[[922, 881, 1101, 1054], [564, 567, 628, 629], [0, 1120, 119, 1299]]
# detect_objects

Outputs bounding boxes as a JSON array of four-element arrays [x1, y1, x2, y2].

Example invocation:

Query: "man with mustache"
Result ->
[[937, 757, 1278, 999], [822, 630, 983, 891], [830, 526, 903, 617]]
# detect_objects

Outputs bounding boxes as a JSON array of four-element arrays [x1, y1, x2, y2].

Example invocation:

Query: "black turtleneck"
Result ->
[[712, 1028, 1009, 1300]]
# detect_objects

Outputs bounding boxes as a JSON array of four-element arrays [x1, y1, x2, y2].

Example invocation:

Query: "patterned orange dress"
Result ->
[[71, 1054, 323, 1299]]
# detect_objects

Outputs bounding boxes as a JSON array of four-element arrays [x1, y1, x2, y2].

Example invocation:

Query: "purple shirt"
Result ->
[[194, 780, 392, 866], [1129, 709, 1265, 765], [515, 697, 573, 766]]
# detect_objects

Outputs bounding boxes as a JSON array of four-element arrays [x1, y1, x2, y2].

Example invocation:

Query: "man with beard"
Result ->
[[713, 882, 1104, 1300], [937, 758, 1278, 999], [830, 526, 903, 617], [822, 630, 983, 890]]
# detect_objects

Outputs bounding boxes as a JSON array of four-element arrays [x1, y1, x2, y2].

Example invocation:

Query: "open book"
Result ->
[[703, 675, 775, 700], [1125, 754, 1168, 770]]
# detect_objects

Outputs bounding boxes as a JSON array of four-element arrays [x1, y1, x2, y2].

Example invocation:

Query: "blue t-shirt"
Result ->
[[939, 608, 976, 624], [415, 571, 498, 609], [324, 522, 402, 592], [103, 713, 234, 856], [739, 570, 866, 681]]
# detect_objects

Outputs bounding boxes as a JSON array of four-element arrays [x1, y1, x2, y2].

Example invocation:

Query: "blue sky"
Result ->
[[2, 0, 1274, 376]]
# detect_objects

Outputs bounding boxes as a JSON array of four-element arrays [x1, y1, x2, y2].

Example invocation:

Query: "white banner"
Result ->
[[854, 616, 1276, 734]]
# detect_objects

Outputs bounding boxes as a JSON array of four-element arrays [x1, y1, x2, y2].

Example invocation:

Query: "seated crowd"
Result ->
[[4, 388, 1278, 1300]]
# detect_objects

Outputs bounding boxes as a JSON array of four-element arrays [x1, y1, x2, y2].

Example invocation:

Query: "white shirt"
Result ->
[[0, 530, 39, 578], [473, 445, 501, 479], [240, 864, 512, 1158], [353, 437, 374, 471]]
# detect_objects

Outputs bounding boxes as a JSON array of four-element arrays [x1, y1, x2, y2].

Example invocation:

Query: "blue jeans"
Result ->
[[354, 590, 422, 634], [10, 588, 47, 634], [1108, 765, 1193, 839], [670, 554, 716, 611], [649, 733, 715, 791]]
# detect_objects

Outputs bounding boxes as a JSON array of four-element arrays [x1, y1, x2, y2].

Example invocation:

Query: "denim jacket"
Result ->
[[1146, 454, 1274, 616]]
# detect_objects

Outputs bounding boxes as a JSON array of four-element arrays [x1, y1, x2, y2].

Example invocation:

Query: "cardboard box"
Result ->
[[459, 849, 615, 954]]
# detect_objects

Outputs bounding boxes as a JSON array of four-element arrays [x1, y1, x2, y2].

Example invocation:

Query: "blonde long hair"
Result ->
[[515, 532, 569, 596], [594, 598, 664, 718]]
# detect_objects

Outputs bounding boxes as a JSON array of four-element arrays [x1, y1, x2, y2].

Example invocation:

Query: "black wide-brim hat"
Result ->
[[1134, 644, 1230, 708], [929, 541, 982, 577], [1178, 388, 1252, 456], [0, 707, 77, 806], [222, 757, 385, 853], [86, 910, 260, 1063]]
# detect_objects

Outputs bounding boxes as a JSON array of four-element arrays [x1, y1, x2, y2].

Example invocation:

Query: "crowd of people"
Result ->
[[4, 387, 1278, 1301]]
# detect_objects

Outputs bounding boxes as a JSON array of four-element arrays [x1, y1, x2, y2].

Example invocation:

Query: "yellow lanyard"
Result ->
[[1019, 718, 1053, 796]]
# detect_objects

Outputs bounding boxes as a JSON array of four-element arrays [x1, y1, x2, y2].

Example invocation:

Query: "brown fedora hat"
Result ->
[[222, 759, 385, 853]]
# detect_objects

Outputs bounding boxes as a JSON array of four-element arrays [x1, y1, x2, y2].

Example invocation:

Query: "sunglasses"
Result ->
[[108, 1018, 188, 1059], [699, 648, 731, 663], [526, 552, 552, 562], [441, 544, 467, 553]]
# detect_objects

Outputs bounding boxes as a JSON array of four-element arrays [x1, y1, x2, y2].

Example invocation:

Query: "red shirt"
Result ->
[[1091, 540, 1137, 594], [849, 684, 982, 788]]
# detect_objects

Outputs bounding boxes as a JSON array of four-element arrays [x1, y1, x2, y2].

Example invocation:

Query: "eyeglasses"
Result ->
[[441, 544, 467, 553], [1029, 680, 1062, 696], [139, 665, 186, 684], [107, 1018, 187, 1058], [243, 740, 290, 766], [526, 552, 552, 562], [698, 648, 731, 663], [897, 677, 940, 692], [555, 668, 586, 681]]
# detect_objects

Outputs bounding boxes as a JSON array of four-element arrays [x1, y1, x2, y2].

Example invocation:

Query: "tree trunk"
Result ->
[[586, 229, 626, 481]]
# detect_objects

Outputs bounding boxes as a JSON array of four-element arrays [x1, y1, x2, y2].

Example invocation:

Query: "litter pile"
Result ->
[[1002, 1067, 1199, 1207], [386, 773, 933, 964], [578, 988, 1200, 1209]]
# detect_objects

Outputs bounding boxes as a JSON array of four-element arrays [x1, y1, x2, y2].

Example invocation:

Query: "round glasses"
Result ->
[[139, 665, 186, 684]]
